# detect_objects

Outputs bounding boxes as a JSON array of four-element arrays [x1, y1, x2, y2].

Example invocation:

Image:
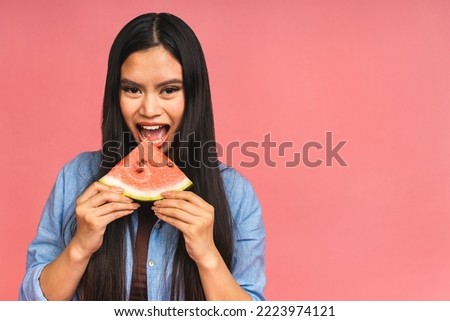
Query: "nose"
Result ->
[[139, 93, 163, 118]]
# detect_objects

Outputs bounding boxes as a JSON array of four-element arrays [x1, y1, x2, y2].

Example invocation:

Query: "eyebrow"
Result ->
[[120, 78, 183, 88]]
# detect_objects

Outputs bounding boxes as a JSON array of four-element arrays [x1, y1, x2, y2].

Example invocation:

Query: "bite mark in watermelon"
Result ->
[[99, 141, 192, 201]]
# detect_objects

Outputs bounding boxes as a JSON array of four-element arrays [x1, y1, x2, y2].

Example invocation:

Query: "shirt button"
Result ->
[[154, 222, 161, 230], [148, 259, 155, 267]]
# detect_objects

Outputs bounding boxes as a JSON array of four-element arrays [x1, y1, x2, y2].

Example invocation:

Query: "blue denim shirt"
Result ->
[[19, 151, 266, 300]]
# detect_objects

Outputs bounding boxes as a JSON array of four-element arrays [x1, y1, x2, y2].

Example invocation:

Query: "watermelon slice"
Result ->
[[99, 141, 192, 201]]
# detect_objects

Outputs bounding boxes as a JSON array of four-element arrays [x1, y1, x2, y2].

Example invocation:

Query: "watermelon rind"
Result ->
[[99, 175, 193, 201]]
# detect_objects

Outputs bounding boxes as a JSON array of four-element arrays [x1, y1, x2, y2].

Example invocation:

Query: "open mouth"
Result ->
[[137, 123, 170, 147]]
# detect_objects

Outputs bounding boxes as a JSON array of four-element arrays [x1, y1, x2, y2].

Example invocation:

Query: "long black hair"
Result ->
[[77, 13, 233, 300]]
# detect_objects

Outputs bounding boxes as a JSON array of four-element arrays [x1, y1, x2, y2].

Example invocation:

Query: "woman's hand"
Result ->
[[73, 182, 140, 258], [152, 191, 218, 267], [152, 190, 252, 300], [40, 182, 139, 300]]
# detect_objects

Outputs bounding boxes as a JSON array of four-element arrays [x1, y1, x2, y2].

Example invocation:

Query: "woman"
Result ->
[[19, 12, 265, 301]]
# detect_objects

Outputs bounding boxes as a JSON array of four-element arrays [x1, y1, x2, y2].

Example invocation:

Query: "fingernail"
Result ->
[[153, 201, 161, 206], [114, 187, 124, 193], [133, 203, 140, 209]]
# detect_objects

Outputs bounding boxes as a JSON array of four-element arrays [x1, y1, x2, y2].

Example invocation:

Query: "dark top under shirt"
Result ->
[[129, 202, 157, 301]]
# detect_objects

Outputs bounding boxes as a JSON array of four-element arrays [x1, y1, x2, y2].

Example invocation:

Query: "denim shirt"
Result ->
[[19, 151, 266, 300]]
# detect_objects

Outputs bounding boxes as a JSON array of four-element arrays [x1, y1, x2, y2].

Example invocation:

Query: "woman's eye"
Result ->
[[123, 87, 141, 94], [161, 87, 180, 95]]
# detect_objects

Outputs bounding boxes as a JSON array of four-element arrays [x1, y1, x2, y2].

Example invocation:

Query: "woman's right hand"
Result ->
[[72, 182, 139, 258], [39, 182, 138, 300]]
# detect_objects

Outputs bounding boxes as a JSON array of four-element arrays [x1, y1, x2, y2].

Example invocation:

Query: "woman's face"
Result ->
[[120, 46, 184, 152]]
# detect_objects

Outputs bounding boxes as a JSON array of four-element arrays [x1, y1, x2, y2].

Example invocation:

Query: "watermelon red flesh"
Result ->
[[99, 141, 192, 201]]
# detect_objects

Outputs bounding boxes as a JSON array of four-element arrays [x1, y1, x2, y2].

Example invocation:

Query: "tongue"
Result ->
[[141, 126, 168, 142]]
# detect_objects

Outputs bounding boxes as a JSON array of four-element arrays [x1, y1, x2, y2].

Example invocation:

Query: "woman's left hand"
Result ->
[[152, 190, 218, 267]]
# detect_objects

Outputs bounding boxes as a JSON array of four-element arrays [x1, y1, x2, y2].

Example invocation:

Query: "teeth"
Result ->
[[141, 125, 164, 130]]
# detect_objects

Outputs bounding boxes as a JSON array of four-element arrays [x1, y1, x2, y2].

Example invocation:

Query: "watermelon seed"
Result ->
[[136, 168, 144, 173]]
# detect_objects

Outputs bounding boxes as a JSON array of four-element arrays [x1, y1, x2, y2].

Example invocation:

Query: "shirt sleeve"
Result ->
[[224, 168, 266, 301], [19, 152, 95, 301], [19, 167, 68, 300]]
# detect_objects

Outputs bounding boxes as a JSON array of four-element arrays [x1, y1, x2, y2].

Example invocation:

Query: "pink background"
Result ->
[[1, 0, 450, 300]]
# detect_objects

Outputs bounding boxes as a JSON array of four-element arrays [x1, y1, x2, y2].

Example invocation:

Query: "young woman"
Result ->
[[19, 12, 265, 301]]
